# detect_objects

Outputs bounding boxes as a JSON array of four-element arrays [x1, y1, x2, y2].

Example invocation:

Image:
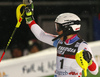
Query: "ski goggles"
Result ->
[[55, 23, 62, 32]]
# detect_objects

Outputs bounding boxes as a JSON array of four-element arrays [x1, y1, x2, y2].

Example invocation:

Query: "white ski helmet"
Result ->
[[55, 13, 81, 33]]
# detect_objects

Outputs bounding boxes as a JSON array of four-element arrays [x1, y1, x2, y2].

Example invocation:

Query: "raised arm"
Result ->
[[25, 3, 57, 46], [28, 20, 56, 46]]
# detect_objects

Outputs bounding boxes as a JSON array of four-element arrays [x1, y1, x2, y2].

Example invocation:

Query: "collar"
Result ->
[[65, 34, 80, 44]]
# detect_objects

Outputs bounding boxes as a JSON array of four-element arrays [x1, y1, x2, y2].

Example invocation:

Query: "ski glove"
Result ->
[[83, 50, 92, 66], [25, 3, 34, 24]]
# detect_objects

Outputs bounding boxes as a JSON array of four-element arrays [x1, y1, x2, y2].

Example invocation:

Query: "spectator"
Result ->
[[10, 44, 24, 58], [28, 39, 42, 54]]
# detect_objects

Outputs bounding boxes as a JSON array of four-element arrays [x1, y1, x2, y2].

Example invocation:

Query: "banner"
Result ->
[[0, 48, 57, 77]]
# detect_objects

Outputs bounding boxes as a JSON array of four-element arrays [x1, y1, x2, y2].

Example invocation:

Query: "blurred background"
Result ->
[[0, 0, 100, 77], [0, 0, 100, 50]]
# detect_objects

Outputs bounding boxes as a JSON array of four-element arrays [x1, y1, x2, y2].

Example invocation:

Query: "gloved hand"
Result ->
[[25, 3, 34, 24], [83, 50, 92, 66]]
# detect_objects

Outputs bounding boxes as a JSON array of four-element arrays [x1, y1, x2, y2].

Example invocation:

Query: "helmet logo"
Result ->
[[62, 22, 74, 26], [75, 28, 80, 31]]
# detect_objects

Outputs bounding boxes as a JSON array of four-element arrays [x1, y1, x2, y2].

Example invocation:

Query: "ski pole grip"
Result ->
[[16, 4, 26, 28]]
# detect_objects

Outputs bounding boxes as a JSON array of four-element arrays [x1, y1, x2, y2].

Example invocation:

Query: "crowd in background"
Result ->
[[9, 39, 42, 58]]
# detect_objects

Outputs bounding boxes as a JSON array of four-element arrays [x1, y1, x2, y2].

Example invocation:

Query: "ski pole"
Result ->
[[0, 4, 26, 62]]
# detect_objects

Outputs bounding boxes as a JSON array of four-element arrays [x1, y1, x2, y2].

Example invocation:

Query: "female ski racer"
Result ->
[[25, 4, 98, 77]]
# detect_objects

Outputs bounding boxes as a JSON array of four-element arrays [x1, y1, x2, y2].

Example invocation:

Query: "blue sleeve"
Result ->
[[53, 39, 59, 47]]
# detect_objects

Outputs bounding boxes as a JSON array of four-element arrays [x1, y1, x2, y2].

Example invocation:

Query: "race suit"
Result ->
[[28, 20, 98, 77]]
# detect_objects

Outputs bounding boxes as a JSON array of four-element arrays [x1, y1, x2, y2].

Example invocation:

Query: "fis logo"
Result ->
[[0, 72, 8, 77]]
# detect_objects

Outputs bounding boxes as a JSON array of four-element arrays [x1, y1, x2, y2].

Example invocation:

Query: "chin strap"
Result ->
[[52, 30, 78, 41], [52, 31, 67, 41]]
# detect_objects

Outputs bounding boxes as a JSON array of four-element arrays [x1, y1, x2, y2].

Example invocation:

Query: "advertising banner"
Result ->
[[0, 48, 57, 77]]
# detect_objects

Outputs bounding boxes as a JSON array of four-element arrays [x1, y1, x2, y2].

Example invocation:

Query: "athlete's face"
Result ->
[[56, 30, 64, 41], [56, 30, 63, 35], [55, 23, 62, 32], [55, 23, 63, 35]]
